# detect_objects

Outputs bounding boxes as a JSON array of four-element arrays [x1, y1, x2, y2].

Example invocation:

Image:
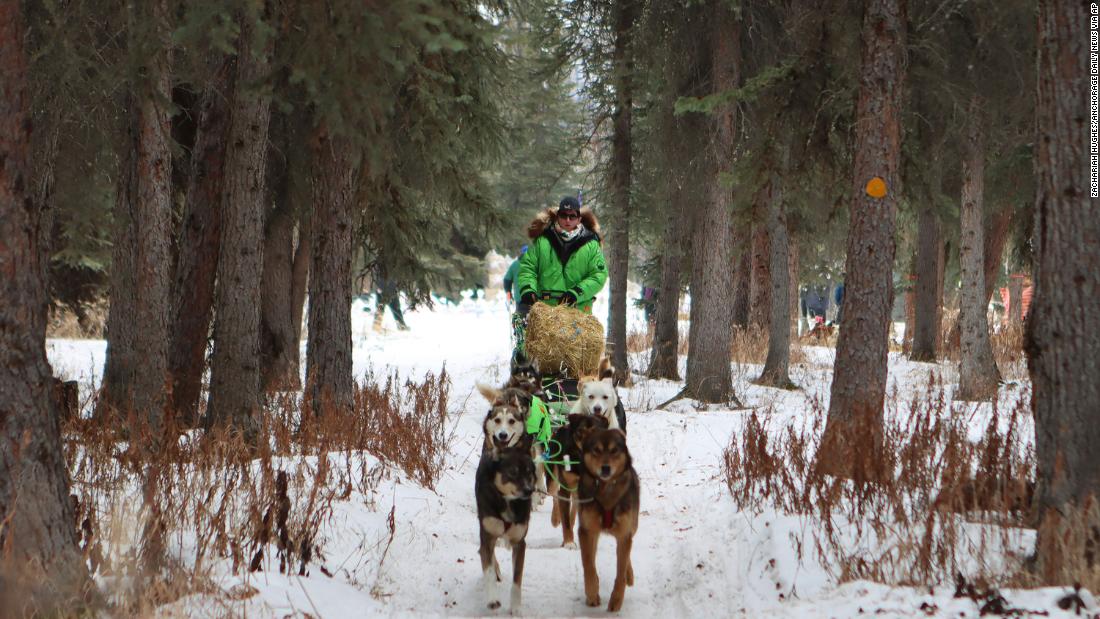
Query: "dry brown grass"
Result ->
[[63, 368, 451, 615], [47, 301, 108, 339], [730, 325, 808, 366], [991, 322, 1027, 381], [723, 377, 1035, 587], [625, 326, 652, 354]]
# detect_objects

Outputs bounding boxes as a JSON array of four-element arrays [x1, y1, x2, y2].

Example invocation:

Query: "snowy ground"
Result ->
[[47, 295, 1091, 618]]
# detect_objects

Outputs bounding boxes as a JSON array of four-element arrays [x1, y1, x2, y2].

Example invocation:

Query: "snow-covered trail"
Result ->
[[46, 296, 1083, 618]]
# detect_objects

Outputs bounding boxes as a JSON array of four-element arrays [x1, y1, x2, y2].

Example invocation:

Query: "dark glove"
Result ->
[[560, 291, 578, 306], [521, 292, 537, 306]]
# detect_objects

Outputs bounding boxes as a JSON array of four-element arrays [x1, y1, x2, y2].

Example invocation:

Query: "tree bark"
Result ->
[[260, 134, 299, 391], [207, 9, 273, 436], [647, 179, 683, 380], [910, 206, 943, 361], [168, 61, 231, 426], [732, 240, 751, 329], [305, 130, 357, 416], [101, 3, 174, 434], [683, 0, 740, 404], [818, 0, 906, 482], [290, 211, 311, 348], [788, 237, 800, 337], [758, 175, 794, 388], [983, 206, 1012, 304], [0, 3, 90, 609], [1027, 0, 1100, 589], [1007, 274, 1023, 325], [606, 0, 638, 383], [956, 97, 1000, 401], [748, 214, 771, 331]]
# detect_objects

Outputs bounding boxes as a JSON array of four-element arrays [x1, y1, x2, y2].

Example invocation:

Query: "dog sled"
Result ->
[[510, 301, 626, 425]]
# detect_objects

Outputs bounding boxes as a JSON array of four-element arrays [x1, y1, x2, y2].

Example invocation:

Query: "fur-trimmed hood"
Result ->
[[527, 206, 601, 240]]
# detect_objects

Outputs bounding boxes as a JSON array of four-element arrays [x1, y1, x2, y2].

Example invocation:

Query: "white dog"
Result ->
[[571, 375, 621, 430]]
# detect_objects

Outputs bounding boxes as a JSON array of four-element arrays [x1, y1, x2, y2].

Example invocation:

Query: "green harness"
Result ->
[[526, 395, 554, 444]]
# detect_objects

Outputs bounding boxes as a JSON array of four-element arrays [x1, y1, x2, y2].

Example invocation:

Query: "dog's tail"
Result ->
[[476, 382, 501, 403], [598, 355, 616, 381]]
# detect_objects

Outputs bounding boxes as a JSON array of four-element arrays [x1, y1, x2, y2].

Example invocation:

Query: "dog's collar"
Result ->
[[602, 506, 614, 529]]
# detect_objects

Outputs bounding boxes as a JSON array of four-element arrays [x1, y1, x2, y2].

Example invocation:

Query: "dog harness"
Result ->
[[526, 396, 553, 443]]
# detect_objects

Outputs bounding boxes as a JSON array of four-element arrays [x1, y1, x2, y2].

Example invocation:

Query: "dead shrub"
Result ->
[[990, 322, 1027, 381], [64, 366, 451, 614], [47, 299, 108, 339], [730, 325, 807, 366], [723, 375, 1035, 587], [626, 327, 652, 354]]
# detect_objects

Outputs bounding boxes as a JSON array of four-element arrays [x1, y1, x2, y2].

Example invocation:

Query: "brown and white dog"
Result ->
[[577, 428, 640, 612], [546, 413, 609, 548]]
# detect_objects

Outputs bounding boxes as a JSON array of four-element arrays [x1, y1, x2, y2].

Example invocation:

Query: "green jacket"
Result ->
[[517, 207, 607, 313]]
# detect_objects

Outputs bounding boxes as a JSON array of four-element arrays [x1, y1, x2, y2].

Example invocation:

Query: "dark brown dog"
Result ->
[[577, 428, 640, 611], [546, 414, 609, 547]]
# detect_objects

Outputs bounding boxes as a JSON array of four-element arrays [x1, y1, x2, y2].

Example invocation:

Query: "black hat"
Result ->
[[558, 196, 581, 213]]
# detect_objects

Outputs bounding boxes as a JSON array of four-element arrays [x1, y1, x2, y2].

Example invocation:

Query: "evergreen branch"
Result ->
[[673, 58, 797, 115]]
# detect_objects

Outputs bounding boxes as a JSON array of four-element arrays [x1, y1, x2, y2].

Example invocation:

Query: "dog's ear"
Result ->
[[601, 376, 615, 387], [598, 355, 615, 380], [529, 357, 539, 374], [476, 382, 501, 403]]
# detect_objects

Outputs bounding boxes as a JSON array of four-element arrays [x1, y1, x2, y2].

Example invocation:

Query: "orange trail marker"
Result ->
[[865, 176, 887, 198]]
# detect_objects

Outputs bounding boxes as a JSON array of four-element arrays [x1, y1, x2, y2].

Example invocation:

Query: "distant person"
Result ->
[[373, 275, 409, 332], [502, 245, 528, 304], [636, 286, 657, 323]]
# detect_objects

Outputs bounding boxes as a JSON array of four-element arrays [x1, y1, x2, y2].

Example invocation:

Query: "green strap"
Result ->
[[526, 396, 553, 443]]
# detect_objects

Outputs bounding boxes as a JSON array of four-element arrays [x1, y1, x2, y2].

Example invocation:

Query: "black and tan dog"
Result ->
[[477, 385, 533, 455], [546, 413, 609, 547], [505, 356, 543, 398], [577, 428, 640, 612], [475, 445, 536, 612]]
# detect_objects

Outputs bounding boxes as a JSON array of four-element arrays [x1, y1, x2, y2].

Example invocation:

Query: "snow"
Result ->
[[47, 295, 1089, 618]]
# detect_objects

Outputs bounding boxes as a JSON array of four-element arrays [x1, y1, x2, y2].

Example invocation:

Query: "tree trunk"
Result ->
[[290, 211, 311, 349], [983, 206, 1012, 304], [168, 61, 231, 426], [647, 183, 683, 380], [0, 4, 90, 609], [305, 131, 357, 416], [260, 141, 299, 391], [956, 97, 1000, 402], [101, 6, 174, 434], [748, 215, 771, 331], [1007, 274, 1023, 325], [683, 0, 740, 404], [902, 274, 915, 354], [606, 0, 638, 383], [788, 237, 800, 337], [1027, 0, 1100, 589], [732, 241, 751, 329], [207, 11, 272, 436], [758, 175, 794, 389], [910, 206, 943, 361], [818, 0, 906, 482]]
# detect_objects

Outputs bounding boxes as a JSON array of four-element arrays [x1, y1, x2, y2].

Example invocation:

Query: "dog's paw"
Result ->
[[561, 541, 577, 550], [585, 595, 601, 607], [608, 595, 624, 612]]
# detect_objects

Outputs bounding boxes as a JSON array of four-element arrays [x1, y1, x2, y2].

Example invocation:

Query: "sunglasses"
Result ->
[[559, 211, 580, 220]]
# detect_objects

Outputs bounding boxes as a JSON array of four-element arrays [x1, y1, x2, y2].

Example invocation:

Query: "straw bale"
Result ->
[[525, 302, 604, 378]]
